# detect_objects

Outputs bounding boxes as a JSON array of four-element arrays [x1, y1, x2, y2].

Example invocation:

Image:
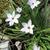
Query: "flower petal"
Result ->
[[33, 44, 38, 50], [22, 23, 28, 27], [15, 41, 21, 47], [21, 27, 29, 33], [12, 11, 15, 17], [5, 18, 12, 22], [15, 41, 22, 50], [37, 46, 40, 50], [0, 41, 9, 48], [14, 19, 19, 23], [30, 4, 35, 9], [7, 13, 12, 18], [28, 19, 32, 27], [9, 20, 14, 26], [33, 44, 40, 50], [34, 1, 40, 7], [29, 28, 33, 34], [15, 14, 21, 19], [31, 25, 34, 29]]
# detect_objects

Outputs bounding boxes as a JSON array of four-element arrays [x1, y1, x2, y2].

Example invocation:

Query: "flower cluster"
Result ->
[[5, 7, 22, 26], [0, 41, 21, 50], [4, 0, 41, 50], [5, 0, 40, 35]]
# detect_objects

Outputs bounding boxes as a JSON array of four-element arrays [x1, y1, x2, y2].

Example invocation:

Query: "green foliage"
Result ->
[[0, 0, 50, 50]]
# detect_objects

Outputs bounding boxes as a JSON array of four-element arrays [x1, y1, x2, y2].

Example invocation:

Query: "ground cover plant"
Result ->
[[0, 0, 50, 50]]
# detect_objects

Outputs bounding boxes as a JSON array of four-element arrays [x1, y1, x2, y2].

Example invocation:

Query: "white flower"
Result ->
[[16, 7, 22, 13], [15, 41, 21, 47], [21, 19, 34, 34], [33, 44, 40, 50], [5, 11, 21, 26], [0, 41, 9, 48], [15, 41, 22, 50], [27, 0, 41, 9]]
